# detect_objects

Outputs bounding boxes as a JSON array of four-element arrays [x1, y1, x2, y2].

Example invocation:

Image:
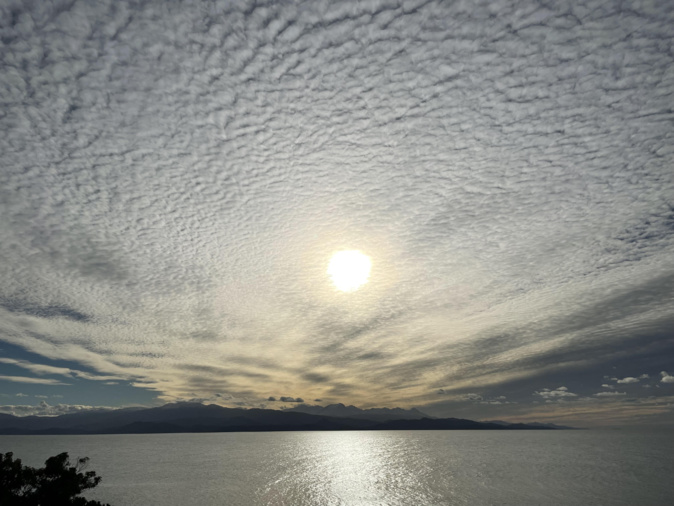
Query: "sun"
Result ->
[[327, 250, 372, 292]]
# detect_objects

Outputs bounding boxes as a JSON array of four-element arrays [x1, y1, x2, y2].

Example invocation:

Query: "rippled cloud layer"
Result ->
[[1, 0, 673, 425]]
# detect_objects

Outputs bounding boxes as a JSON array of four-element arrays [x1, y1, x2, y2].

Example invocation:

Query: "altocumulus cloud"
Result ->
[[0, 0, 673, 422]]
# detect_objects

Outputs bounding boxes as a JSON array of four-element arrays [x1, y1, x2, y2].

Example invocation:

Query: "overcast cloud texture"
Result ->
[[1, 0, 673, 426]]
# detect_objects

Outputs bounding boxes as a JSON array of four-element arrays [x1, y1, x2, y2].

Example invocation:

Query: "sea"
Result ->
[[1, 430, 672, 505]]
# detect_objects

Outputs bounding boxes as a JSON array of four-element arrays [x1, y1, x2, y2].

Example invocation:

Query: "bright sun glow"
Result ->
[[328, 250, 372, 292]]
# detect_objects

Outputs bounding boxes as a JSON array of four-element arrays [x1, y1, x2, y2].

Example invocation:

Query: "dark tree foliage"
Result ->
[[0, 452, 111, 506]]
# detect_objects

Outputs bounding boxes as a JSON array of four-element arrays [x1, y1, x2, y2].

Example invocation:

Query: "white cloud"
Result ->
[[535, 387, 578, 400], [594, 391, 627, 397], [601, 384, 614, 389], [660, 372, 674, 384], [639, 374, 650, 379], [616, 377, 640, 384], [459, 393, 511, 405]]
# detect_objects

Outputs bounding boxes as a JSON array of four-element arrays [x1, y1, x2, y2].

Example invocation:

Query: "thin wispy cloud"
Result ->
[[0, 357, 122, 381], [0, 0, 673, 425], [0, 376, 69, 386]]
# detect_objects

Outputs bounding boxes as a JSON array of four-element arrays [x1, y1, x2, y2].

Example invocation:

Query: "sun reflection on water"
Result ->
[[255, 431, 443, 505]]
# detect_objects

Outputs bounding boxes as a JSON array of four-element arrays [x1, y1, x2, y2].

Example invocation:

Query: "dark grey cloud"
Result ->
[[0, 0, 673, 423], [1, 300, 91, 322], [302, 373, 330, 384], [279, 396, 304, 403]]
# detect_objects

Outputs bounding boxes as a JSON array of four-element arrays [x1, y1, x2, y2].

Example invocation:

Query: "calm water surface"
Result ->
[[1, 430, 672, 505]]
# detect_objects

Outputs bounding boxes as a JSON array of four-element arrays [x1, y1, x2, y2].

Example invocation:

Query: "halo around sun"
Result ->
[[328, 250, 372, 292]]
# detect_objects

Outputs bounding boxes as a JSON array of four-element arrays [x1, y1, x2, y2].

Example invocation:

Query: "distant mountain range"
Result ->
[[0, 403, 573, 435], [483, 420, 578, 430], [283, 403, 431, 421]]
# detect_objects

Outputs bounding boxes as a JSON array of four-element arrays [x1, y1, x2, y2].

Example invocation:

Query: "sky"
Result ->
[[0, 0, 673, 428]]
